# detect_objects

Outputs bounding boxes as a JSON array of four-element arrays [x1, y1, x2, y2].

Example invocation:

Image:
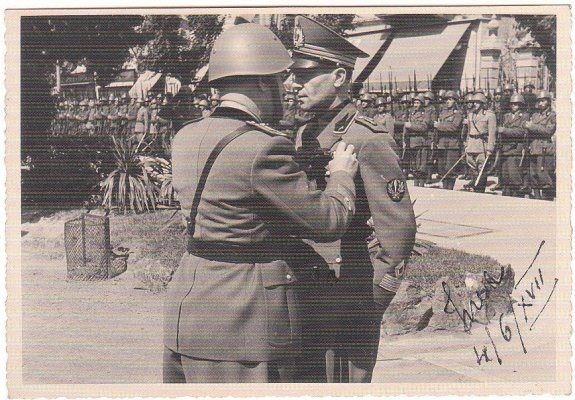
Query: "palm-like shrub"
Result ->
[[100, 135, 157, 214], [141, 155, 176, 207]]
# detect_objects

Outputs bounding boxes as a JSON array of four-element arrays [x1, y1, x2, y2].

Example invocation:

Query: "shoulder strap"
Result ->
[[187, 124, 252, 237]]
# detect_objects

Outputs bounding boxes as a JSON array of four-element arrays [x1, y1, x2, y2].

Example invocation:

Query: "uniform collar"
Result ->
[[217, 93, 262, 123]]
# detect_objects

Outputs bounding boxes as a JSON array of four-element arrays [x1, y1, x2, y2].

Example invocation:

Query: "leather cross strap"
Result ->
[[187, 124, 252, 239]]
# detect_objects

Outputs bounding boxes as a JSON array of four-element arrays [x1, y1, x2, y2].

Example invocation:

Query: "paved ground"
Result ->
[[16, 183, 568, 393], [372, 183, 567, 392]]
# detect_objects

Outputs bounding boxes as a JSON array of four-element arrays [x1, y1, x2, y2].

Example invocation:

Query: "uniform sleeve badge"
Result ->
[[386, 178, 406, 202]]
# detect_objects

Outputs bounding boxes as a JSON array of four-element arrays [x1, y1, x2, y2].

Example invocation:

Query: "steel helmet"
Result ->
[[509, 93, 525, 104], [465, 93, 474, 102], [400, 95, 410, 103], [424, 91, 435, 100], [536, 90, 552, 100], [360, 93, 373, 102], [524, 81, 535, 89], [494, 86, 502, 95], [472, 93, 487, 103], [413, 93, 426, 103], [444, 90, 458, 100], [375, 97, 386, 106], [209, 23, 293, 83], [503, 83, 514, 92]]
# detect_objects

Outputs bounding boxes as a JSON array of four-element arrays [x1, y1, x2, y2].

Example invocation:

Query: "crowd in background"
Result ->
[[49, 81, 556, 201], [279, 82, 556, 200]]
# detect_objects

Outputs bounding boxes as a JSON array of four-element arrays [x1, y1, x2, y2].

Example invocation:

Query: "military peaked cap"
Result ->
[[291, 15, 368, 69]]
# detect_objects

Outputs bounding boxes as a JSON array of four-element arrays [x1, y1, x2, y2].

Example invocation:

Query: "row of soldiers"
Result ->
[[345, 83, 556, 200], [51, 94, 173, 142], [50, 94, 181, 158]]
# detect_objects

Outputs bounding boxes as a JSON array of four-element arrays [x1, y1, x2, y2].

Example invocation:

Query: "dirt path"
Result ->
[[21, 212, 165, 384]]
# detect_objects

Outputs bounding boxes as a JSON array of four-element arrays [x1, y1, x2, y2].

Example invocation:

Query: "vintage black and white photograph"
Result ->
[[5, 4, 571, 398]]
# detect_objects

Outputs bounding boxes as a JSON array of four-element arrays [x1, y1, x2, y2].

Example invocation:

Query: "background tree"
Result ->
[[271, 14, 356, 49], [513, 15, 556, 83], [131, 14, 224, 82]]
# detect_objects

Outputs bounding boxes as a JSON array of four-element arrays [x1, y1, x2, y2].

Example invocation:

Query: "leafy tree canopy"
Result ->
[[514, 15, 556, 79]]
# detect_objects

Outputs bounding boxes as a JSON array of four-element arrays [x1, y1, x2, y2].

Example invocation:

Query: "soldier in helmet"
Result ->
[[149, 99, 159, 141], [524, 90, 556, 200], [99, 97, 110, 135], [116, 94, 128, 135], [501, 83, 514, 114], [358, 92, 376, 118], [433, 90, 464, 190], [76, 100, 89, 135], [157, 96, 174, 156], [86, 99, 97, 135], [108, 96, 120, 136], [523, 82, 537, 115], [437, 89, 446, 106], [462, 92, 497, 192], [423, 91, 438, 118], [373, 96, 395, 138], [394, 94, 411, 170], [126, 96, 138, 136], [133, 98, 148, 142], [497, 93, 530, 197], [290, 15, 416, 383], [423, 91, 438, 182], [164, 21, 359, 384], [404, 93, 433, 186]]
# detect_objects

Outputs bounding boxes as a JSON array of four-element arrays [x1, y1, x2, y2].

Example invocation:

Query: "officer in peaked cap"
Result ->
[[290, 14, 416, 383], [163, 21, 359, 384]]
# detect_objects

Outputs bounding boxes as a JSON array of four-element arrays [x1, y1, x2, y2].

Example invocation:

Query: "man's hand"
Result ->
[[486, 150, 493, 157], [433, 121, 439, 128], [404, 122, 412, 129], [497, 126, 505, 134], [328, 141, 358, 177]]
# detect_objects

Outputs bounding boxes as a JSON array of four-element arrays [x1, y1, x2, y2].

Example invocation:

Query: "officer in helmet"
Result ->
[[163, 21, 359, 384], [524, 90, 556, 200], [463, 92, 497, 192], [497, 93, 530, 197]]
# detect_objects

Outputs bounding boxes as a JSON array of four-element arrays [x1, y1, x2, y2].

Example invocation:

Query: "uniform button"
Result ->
[[335, 257, 342, 263], [286, 274, 292, 280]]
